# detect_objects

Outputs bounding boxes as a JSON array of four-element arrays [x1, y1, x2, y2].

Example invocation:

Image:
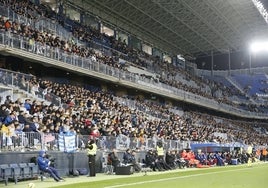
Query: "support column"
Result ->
[[249, 51, 252, 74], [211, 50, 214, 76], [228, 49, 231, 76], [80, 13, 84, 25]]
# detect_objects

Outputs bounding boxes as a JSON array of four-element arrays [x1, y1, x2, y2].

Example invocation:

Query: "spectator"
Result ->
[[4, 95, 12, 106], [24, 99, 32, 112], [0, 104, 9, 122], [122, 148, 133, 164], [107, 148, 120, 172], [3, 111, 17, 125], [145, 149, 157, 171], [4, 19, 11, 31], [165, 150, 176, 169]]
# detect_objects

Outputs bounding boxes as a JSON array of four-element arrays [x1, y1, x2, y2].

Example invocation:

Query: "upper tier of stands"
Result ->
[[231, 74, 268, 97], [0, 1, 267, 115]]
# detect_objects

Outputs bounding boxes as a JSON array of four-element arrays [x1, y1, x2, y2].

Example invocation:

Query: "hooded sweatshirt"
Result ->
[[37, 150, 49, 171]]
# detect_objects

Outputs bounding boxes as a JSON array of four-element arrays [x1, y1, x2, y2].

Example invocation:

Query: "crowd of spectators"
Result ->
[[0, 1, 267, 154], [0, 0, 268, 114], [0, 72, 268, 152], [0, 2, 268, 177]]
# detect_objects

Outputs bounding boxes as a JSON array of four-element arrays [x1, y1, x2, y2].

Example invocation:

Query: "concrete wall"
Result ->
[[0, 151, 89, 176], [0, 150, 147, 176]]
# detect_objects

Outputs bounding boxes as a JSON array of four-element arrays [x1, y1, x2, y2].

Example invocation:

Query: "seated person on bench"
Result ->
[[107, 148, 120, 172], [37, 150, 64, 182]]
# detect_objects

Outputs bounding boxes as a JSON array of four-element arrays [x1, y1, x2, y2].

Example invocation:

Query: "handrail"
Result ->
[[0, 3, 266, 118], [0, 132, 252, 152], [0, 68, 61, 106], [0, 31, 267, 118]]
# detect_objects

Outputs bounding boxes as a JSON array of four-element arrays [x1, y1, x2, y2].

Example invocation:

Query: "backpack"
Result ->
[[30, 156, 37, 164], [77, 168, 88, 175], [69, 169, 79, 176]]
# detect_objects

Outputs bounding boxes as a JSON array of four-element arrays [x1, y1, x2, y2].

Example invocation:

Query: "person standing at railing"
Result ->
[[4, 95, 12, 106], [14, 121, 28, 149], [0, 104, 9, 122], [23, 116, 41, 149], [29, 37, 35, 52], [4, 19, 11, 31], [0, 16, 5, 31], [4, 19, 11, 46]]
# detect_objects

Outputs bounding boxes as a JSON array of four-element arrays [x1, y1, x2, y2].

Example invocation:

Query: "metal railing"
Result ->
[[0, 31, 267, 118], [0, 68, 61, 106], [0, 132, 248, 152], [0, 4, 266, 118], [0, 3, 266, 114]]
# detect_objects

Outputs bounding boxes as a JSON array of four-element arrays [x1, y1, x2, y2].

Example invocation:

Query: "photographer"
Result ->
[[86, 139, 97, 177], [37, 150, 64, 182]]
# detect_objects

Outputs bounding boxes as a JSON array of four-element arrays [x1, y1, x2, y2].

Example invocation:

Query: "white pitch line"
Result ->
[[104, 166, 259, 188]]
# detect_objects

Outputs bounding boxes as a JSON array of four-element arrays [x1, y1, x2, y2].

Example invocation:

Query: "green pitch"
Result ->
[[7, 163, 268, 188]]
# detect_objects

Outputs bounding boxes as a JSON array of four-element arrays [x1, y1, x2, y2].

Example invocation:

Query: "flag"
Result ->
[[58, 133, 76, 153], [44, 134, 55, 143]]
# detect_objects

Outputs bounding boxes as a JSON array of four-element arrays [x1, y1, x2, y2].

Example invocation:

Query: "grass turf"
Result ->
[[4, 162, 267, 188], [55, 163, 267, 188]]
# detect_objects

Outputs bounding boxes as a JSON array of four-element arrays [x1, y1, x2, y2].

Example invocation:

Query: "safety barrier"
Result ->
[[0, 132, 249, 153]]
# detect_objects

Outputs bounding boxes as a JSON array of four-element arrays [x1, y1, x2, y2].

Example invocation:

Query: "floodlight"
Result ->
[[252, 0, 268, 24], [250, 41, 268, 53]]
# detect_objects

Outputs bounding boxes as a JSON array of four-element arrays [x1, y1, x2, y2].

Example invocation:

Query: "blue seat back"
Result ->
[[0, 164, 12, 177], [10, 163, 21, 177], [19, 163, 31, 178], [28, 163, 39, 178]]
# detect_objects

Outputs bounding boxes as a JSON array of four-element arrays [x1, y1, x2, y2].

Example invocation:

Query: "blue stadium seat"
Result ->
[[27, 163, 39, 179], [0, 164, 12, 186], [9, 163, 22, 184], [18, 163, 31, 179]]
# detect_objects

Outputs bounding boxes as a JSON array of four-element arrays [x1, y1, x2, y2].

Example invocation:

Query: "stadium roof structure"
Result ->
[[65, 0, 268, 58]]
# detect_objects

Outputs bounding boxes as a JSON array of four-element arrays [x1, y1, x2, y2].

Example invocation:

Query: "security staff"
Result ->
[[156, 142, 164, 157], [87, 139, 97, 176], [156, 141, 170, 170]]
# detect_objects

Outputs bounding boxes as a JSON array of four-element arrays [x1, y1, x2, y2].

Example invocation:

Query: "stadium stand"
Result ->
[[0, 0, 268, 185]]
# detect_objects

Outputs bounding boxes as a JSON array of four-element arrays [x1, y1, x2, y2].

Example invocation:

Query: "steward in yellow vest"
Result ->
[[86, 140, 97, 176]]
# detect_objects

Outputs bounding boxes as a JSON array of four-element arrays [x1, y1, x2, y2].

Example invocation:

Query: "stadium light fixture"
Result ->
[[252, 0, 268, 24], [250, 41, 268, 53]]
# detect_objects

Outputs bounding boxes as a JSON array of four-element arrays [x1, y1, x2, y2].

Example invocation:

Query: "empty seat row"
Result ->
[[0, 163, 39, 186]]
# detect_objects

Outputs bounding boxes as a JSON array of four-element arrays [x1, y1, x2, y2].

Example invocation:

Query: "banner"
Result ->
[[116, 134, 130, 150], [44, 133, 55, 143], [58, 134, 76, 153]]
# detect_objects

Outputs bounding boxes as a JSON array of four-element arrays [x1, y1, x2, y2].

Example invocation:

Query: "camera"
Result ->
[[45, 154, 56, 167]]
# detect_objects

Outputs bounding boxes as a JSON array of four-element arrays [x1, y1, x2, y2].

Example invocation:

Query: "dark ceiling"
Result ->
[[65, 0, 268, 58]]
